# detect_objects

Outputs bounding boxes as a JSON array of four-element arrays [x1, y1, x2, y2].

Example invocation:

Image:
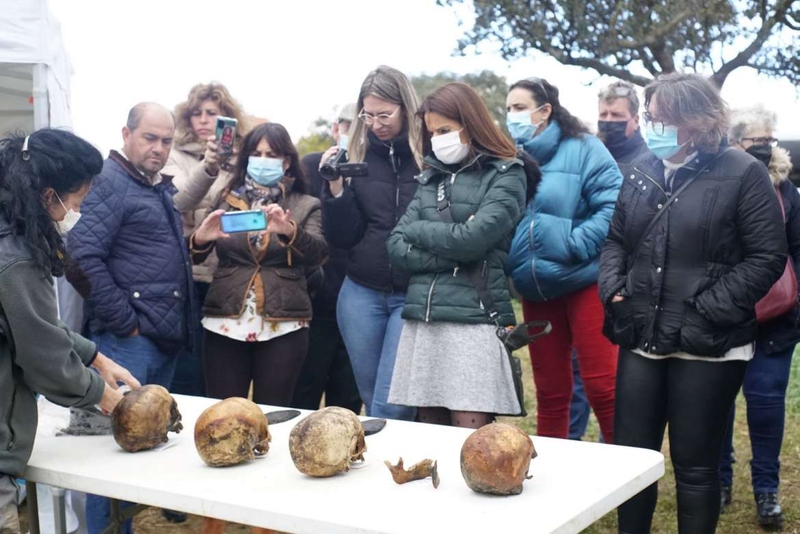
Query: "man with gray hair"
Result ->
[[568, 80, 652, 442], [597, 80, 650, 178], [67, 102, 197, 533]]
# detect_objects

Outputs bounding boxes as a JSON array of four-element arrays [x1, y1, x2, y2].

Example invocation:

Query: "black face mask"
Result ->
[[597, 120, 630, 151], [746, 144, 773, 167]]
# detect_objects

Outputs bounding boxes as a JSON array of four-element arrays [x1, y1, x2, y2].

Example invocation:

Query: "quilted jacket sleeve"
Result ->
[[67, 177, 139, 337], [694, 162, 788, 325], [401, 166, 527, 264], [285, 201, 328, 266], [598, 182, 630, 305], [568, 137, 623, 263], [387, 187, 458, 273]]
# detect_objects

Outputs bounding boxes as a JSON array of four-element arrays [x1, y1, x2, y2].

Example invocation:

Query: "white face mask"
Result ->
[[54, 192, 81, 235], [431, 130, 470, 165]]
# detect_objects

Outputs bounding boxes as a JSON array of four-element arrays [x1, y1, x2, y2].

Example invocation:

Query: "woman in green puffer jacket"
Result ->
[[386, 82, 541, 428]]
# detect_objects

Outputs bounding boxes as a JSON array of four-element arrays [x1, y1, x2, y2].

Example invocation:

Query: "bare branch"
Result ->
[[712, 0, 794, 85], [614, 9, 693, 50]]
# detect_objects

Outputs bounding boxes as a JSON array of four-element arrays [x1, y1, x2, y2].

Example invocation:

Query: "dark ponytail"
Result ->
[[519, 151, 542, 205], [0, 129, 103, 276]]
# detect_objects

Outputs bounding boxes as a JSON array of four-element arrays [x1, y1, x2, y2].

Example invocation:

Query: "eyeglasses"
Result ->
[[741, 136, 778, 147], [358, 106, 401, 126], [643, 111, 670, 135]]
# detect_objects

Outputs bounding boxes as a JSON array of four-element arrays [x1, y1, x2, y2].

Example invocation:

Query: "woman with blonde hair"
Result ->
[[163, 82, 249, 397], [320, 65, 421, 420]]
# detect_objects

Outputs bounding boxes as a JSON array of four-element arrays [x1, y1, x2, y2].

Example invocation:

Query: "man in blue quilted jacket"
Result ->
[[67, 102, 196, 534]]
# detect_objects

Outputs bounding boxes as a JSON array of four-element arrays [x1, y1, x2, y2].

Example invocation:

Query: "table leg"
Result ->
[[26, 481, 40, 534], [51, 487, 67, 534]]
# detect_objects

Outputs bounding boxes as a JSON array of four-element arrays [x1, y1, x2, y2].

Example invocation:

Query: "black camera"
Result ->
[[319, 148, 369, 181]]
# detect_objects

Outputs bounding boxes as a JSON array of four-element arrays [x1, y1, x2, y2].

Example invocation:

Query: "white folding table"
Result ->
[[24, 394, 664, 533]]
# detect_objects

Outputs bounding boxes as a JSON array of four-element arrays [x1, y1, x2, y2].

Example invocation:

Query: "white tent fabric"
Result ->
[[0, 0, 73, 132]]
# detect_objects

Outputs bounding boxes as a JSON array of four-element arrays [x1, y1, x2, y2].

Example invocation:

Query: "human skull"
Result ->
[[194, 397, 271, 467], [111, 385, 182, 453], [289, 406, 366, 477], [460, 422, 536, 495]]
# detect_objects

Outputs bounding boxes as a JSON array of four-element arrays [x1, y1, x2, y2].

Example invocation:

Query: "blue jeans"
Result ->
[[569, 351, 591, 440], [336, 277, 415, 420], [720, 342, 794, 493], [86, 331, 180, 534]]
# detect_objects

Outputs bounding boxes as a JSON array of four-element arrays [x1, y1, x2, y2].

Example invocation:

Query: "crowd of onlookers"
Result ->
[[0, 65, 797, 534]]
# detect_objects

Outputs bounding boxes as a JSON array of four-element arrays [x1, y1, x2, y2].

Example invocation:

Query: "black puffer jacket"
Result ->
[[321, 131, 419, 293], [755, 146, 800, 354], [598, 148, 788, 357]]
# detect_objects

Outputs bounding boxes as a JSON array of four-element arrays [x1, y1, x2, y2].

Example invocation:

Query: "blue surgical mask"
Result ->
[[506, 106, 544, 142], [646, 122, 687, 160], [247, 156, 284, 187], [339, 134, 349, 150]]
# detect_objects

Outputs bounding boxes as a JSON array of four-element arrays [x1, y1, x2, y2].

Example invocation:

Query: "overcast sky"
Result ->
[[49, 0, 800, 155]]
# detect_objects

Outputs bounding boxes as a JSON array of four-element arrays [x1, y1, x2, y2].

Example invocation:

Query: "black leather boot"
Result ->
[[720, 485, 732, 513], [754, 492, 783, 530]]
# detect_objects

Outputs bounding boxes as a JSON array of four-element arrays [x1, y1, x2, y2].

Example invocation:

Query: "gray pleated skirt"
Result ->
[[388, 320, 521, 415]]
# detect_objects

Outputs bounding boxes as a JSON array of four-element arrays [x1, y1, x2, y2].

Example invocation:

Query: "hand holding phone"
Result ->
[[215, 116, 238, 158], [220, 209, 267, 234]]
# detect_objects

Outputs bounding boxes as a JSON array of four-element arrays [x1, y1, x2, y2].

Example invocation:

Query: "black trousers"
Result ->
[[291, 317, 362, 413], [615, 348, 748, 534], [203, 328, 309, 406]]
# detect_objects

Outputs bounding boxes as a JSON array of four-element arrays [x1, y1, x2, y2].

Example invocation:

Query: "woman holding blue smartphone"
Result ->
[[190, 122, 328, 407]]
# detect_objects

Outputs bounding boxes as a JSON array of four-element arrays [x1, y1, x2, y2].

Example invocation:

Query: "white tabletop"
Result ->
[[25, 395, 664, 534]]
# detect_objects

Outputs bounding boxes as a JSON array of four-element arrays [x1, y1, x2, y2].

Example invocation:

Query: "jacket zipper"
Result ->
[[425, 273, 440, 322], [6, 385, 16, 450], [633, 166, 668, 198], [528, 217, 547, 301]]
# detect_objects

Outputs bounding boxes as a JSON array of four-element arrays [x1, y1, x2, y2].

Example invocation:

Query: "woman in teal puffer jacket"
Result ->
[[505, 77, 623, 443], [387, 83, 540, 428]]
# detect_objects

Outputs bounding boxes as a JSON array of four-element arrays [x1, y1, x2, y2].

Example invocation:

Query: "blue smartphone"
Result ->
[[220, 210, 267, 233]]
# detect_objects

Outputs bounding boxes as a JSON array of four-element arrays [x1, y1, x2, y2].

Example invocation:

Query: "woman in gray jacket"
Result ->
[[0, 130, 140, 532]]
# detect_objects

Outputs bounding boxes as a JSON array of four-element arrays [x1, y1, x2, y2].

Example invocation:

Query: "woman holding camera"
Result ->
[[387, 83, 540, 426], [163, 82, 249, 397], [321, 65, 421, 420], [190, 122, 327, 406]]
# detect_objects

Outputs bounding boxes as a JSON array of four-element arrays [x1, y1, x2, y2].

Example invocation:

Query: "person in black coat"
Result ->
[[320, 66, 421, 420], [598, 73, 788, 533], [718, 104, 800, 529], [292, 104, 362, 414]]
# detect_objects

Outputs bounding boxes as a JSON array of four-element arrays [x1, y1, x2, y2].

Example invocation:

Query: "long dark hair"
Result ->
[[231, 122, 307, 194], [509, 78, 590, 140], [0, 129, 103, 276], [419, 83, 541, 204]]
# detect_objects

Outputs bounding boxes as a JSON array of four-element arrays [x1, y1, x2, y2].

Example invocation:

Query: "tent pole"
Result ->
[[31, 63, 48, 130]]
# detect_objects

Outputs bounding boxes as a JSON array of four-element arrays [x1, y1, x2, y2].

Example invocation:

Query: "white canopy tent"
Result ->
[[0, 0, 73, 134]]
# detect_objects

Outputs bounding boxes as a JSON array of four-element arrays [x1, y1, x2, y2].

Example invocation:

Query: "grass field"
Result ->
[[20, 306, 800, 533]]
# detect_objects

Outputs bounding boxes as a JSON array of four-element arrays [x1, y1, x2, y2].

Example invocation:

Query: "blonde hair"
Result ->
[[174, 82, 248, 147], [348, 66, 422, 168]]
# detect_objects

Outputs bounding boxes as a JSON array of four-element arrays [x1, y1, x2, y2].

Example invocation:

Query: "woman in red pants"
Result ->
[[505, 77, 623, 442]]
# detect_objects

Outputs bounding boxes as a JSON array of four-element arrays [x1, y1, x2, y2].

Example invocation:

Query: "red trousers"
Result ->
[[522, 283, 617, 443]]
